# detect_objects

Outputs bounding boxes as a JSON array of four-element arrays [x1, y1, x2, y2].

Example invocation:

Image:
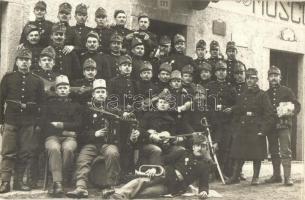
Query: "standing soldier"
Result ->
[[72, 3, 92, 54], [94, 7, 112, 53], [228, 68, 274, 185], [130, 37, 145, 81], [0, 48, 44, 193], [207, 40, 223, 81], [194, 39, 208, 83], [233, 61, 247, 97], [264, 66, 301, 186], [19, 1, 53, 48], [225, 41, 242, 85]]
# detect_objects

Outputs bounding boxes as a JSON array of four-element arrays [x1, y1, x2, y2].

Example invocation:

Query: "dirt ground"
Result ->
[[0, 161, 303, 199]]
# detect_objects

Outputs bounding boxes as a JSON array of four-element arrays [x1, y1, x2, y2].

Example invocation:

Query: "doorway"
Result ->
[[270, 50, 300, 159]]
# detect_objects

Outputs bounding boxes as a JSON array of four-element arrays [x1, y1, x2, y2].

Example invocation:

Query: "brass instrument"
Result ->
[[32, 72, 55, 92], [135, 165, 165, 177]]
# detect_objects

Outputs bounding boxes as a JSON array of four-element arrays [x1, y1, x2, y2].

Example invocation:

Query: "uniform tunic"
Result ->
[[71, 24, 92, 54], [162, 51, 194, 72]]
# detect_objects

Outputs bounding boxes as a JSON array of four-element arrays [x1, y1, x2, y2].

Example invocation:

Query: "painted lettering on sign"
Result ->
[[158, 0, 171, 10], [252, 1, 305, 25]]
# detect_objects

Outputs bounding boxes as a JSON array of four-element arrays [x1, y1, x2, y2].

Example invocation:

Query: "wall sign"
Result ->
[[280, 28, 296, 42], [157, 0, 171, 10]]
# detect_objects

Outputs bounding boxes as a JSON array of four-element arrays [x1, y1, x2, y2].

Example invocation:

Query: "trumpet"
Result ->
[[135, 165, 165, 177]]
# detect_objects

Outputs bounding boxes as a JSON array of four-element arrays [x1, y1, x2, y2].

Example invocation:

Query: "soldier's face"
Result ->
[[16, 58, 31, 71], [95, 15, 107, 27], [110, 41, 122, 53], [58, 11, 71, 22], [51, 32, 66, 45], [138, 17, 150, 30], [268, 74, 281, 86], [115, 13, 127, 26], [83, 68, 97, 80], [246, 76, 258, 88], [132, 45, 145, 57], [170, 79, 182, 89], [226, 48, 237, 60], [182, 73, 193, 84], [75, 13, 88, 24], [39, 56, 55, 71], [140, 70, 152, 81], [196, 47, 207, 59], [86, 37, 99, 51], [119, 63, 132, 75], [34, 8, 46, 19], [156, 99, 170, 111], [56, 84, 70, 97], [192, 144, 208, 157], [215, 69, 227, 80], [234, 71, 246, 83], [160, 44, 171, 56], [93, 88, 107, 102], [200, 70, 211, 81], [27, 31, 40, 45], [174, 41, 185, 53], [158, 71, 170, 83], [210, 48, 219, 58]]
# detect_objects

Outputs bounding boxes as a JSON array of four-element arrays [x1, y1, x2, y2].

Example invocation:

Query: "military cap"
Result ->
[[95, 7, 107, 17], [215, 60, 227, 71], [24, 24, 39, 36], [192, 133, 207, 145], [34, 1, 47, 10], [198, 62, 212, 72], [210, 40, 220, 50], [52, 23, 66, 34], [55, 75, 69, 86], [83, 58, 96, 69], [93, 79, 106, 90], [118, 55, 132, 65], [246, 68, 258, 78], [114, 10, 125, 18], [131, 37, 143, 49], [110, 32, 123, 42], [58, 2, 72, 14], [170, 70, 182, 80], [40, 46, 56, 59], [16, 47, 32, 59], [158, 90, 172, 102], [159, 62, 172, 73], [196, 39, 207, 49], [139, 61, 152, 72], [75, 3, 88, 15], [138, 12, 149, 21], [181, 64, 194, 74], [86, 31, 100, 41], [173, 34, 186, 44], [268, 65, 281, 76], [159, 35, 171, 46], [226, 41, 236, 51], [234, 61, 246, 73]]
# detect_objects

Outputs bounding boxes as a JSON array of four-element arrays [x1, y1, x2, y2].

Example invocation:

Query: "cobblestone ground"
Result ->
[[0, 161, 303, 199]]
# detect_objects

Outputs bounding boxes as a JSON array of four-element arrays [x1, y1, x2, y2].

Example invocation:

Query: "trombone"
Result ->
[[135, 165, 165, 177]]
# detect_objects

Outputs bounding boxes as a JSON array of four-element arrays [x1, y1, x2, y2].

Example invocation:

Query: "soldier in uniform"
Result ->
[[50, 23, 82, 80], [154, 62, 172, 94], [130, 37, 145, 81], [207, 40, 223, 81], [66, 79, 125, 198], [41, 75, 82, 196], [264, 66, 301, 186], [19, 1, 53, 48], [181, 64, 196, 94], [0, 48, 44, 193], [197, 62, 212, 88], [163, 34, 194, 72], [233, 61, 247, 97], [193, 39, 208, 83], [80, 31, 111, 80], [107, 133, 210, 199], [72, 3, 92, 54], [94, 7, 113, 53], [227, 68, 274, 185], [225, 41, 243, 85]]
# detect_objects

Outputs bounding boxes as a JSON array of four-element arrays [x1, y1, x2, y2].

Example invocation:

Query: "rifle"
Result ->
[[201, 117, 225, 184]]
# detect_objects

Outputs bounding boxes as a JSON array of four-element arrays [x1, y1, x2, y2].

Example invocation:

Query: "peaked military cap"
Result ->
[[55, 75, 69, 86], [181, 64, 194, 74], [93, 79, 106, 90], [52, 23, 66, 33], [246, 68, 258, 78], [139, 61, 152, 72], [118, 55, 132, 65], [196, 39, 207, 49], [198, 62, 212, 72], [86, 31, 100, 41], [24, 24, 39, 36], [170, 70, 182, 80], [210, 40, 220, 50], [95, 7, 107, 17], [215, 60, 227, 71], [59, 2, 72, 14], [226, 41, 236, 51], [110, 32, 123, 42], [159, 62, 172, 73], [75, 3, 88, 15], [40, 46, 56, 59], [268, 65, 281, 76], [131, 37, 143, 48], [159, 35, 171, 46], [16, 47, 32, 59], [34, 1, 47, 10], [83, 58, 97, 69], [173, 34, 186, 44]]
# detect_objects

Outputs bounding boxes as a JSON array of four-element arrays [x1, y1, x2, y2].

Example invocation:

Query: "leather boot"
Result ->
[[53, 182, 64, 196], [265, 157, 282, 183], [251, 160, 261, 185], [0, 181, 10, 193], [226, 160, 241, 185], [282, 158, 293, 186], [13, 166, 31, 191]]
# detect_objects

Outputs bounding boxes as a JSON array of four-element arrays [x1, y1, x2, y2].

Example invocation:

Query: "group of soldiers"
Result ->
[[0, 1, 301, 199]]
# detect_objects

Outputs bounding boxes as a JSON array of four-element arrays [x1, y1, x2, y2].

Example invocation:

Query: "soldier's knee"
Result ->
[[150, 145, 162, 154], [105, 146, 120, 159], [46, 144, 61, 153]]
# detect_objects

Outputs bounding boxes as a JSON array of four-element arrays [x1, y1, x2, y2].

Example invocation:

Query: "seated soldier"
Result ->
[[198, 62, 212, 88], [154, 62, 172, 94], [106, 133, 210, 199], [181, 64, 196, 94], [66, 79, 133, 198], [40, 75, 82, 197]]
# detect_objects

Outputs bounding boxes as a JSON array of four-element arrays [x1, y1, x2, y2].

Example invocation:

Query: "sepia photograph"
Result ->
[[0, 0, 304, 199]]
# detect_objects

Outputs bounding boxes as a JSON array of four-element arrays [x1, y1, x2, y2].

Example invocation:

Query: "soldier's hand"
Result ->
[[212, 143, 219, 152], [145, 168, 157, 178], [150, 133, 162, 143], [63, 45, 75, 55], [198, 191, 208, 199], [95, 129, 108, 137], [122, 112, 132, 119], [125, 33, 135, 40], [223, 107, 232, 113], [141, 32, 149, 40], [130, 129, 140, 142], [51, 122, 64, 129], [17, 43, 24, 50], [173, 136, 184, 144]]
